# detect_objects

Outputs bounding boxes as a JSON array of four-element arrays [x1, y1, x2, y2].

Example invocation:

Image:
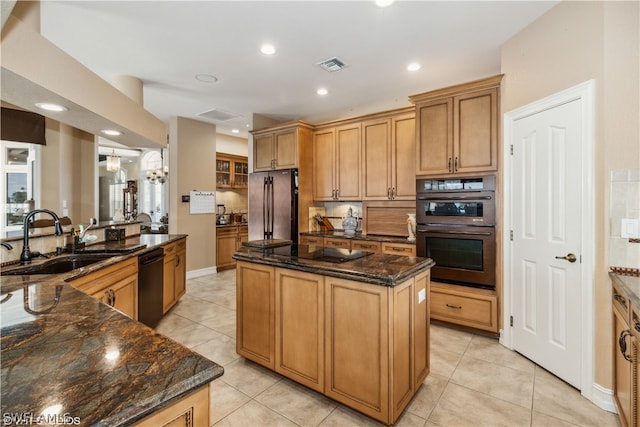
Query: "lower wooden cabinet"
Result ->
[[351, 240, 382, 253], [612, 279, 638, 427], [430, 282, 498, 333], [299, 235, 415, 257], [69, 257, 138, 319], [381, 242, 416, 256], [133, 384, 210, 427], [217, 225, 248, 270], [164, 238, 187, 313], [236, 260, 430, 425]]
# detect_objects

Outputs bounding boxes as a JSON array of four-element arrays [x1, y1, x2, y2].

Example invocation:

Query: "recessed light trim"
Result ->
[[35, 102, 68, 112], [101, 129, 122, 136], [317, 88, 328, 96], [231, 129, 240, 134], [407, 63, 421, 72], [261, 44, 276, 55], [195, 74, 218, 83]]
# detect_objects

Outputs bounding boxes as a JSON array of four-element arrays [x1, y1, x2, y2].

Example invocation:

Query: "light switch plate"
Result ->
[[621, 218, 639, 238], [418, 288, 426, 304]]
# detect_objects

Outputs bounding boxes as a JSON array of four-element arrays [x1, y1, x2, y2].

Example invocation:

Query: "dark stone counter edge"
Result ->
[[610, 272, 640, 312], [301, 231, 416, 245], [233, 252, 434, 287]]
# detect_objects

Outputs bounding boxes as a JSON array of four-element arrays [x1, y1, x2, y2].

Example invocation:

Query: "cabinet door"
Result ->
[[416, 98, 453, 176], [217, 228, 239, 270], [363, 118, 392, 200], [325, 277, 389, 422], [392, 114, 416, 200], [236, 261, 276, 369], [274, 130, 297, 169], [335, 124, 361, 200], [275, 269, 324, 392], [111, 275, 138, 319], [453, 88, 498, 173], [133, 384, 210, 427], [313, 128, 336, 201], [238, 226, 248, 248], [613, 304, 633, 427], [175, 245, 186, 301], [254, 134, 275, 171], [163, 243, 177, 313]]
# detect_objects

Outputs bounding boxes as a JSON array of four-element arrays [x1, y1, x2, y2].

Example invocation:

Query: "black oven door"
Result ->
[[416, 225, 496, 289], [416, 191, 495, 226]]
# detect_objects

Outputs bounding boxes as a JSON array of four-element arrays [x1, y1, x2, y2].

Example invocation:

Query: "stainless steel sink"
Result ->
[[1, 254, 119, 276]]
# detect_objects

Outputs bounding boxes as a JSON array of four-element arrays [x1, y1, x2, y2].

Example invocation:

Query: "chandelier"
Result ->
[[146, 149, 168, 184], [106, 149, 121, 172]]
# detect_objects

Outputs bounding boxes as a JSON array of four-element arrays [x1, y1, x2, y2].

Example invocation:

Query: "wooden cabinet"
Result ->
[[410, 75, 502, 177], [299, 235, 415, 256], [275, 268, 324, 392], [216, 153, 248, 188], [69, 257, 138, 319], [381, 242, 416, 256], [362, 113, 416, 200], [133, 384, 210, 427], [612, 280, 637, 427], [313, 124, 361, 201], [252, 121, 314, 172], [163, 238, 187, 313], [323, 237, 351, 249], [236, 260, 430, 425], [351, 239, 381, 253], [236, 261, 276, 369], [299, 235, 324, 246], [216, 225, 248, 270], [430, 282, 498, 333]]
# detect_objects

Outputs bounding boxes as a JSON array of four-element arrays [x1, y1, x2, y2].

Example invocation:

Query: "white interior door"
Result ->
[[510, 99, 583, 389]]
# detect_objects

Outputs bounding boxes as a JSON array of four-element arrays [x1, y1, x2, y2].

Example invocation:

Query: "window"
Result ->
[[1, 141, 39, 235], [140, 150, 168, 223]]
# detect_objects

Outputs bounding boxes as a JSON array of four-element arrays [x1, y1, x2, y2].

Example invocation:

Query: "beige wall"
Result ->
[[501, 0, 639, 390], [169, 116, 217, 273]]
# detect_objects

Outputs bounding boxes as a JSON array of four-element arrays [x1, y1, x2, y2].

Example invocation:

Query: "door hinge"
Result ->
[[510, 315, 514, 327], [510, 144, 514, 155], [510, 230, 513, 241]]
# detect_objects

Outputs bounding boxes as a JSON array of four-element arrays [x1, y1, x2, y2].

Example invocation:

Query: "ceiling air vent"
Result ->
[[317, 56, 347, 72], [197, 108, 242, 122]]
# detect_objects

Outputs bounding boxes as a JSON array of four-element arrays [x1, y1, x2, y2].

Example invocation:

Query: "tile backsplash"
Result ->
[[609, 168, 640, 269]]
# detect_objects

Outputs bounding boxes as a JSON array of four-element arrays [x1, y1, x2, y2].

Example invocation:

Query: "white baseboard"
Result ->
[[186, 266, 218, 279], [586, 382, 618, 414]]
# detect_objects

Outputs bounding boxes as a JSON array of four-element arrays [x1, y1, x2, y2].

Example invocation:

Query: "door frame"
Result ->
[[501, 80, 607, 409]]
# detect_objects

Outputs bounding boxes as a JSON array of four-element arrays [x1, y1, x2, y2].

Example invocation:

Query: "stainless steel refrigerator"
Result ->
[[248, 168, 298, 243]]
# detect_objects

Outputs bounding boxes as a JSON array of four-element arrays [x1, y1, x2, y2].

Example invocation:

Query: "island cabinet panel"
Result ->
[[392, 280, 413, 418], [325, 277, 390, 422], [133, 384, 210, 427], [163, 238, 187, 313], [275, 268, 324, 392], [413, 271, 431, 388], [236, 262, 276, 369]]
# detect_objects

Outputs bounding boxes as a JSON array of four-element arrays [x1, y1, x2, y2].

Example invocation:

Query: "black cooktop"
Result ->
[[268, 244, 372, 264]]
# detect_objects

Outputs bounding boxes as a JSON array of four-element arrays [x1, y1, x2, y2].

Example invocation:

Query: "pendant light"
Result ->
[[106, 149, 121, 172]]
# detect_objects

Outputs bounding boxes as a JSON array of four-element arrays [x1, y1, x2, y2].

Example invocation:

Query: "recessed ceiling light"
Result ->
[[375, 0, 395, 7], [195, 74, 218, 83], [317, 88, 328, 96], [407, 63, 421, 72], [261, 44, 276, 55], [35, 102, 68, 112], [231, 129, 240, 134], [101, 129, 122, 136]]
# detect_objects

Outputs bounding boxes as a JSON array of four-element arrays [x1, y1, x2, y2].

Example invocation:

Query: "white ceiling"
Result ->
[[38, 1, 558, 141]]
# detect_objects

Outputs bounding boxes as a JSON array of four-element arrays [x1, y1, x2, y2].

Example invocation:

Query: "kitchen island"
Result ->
[[1, 235, 223, 426], [233, 243, 434, 425]]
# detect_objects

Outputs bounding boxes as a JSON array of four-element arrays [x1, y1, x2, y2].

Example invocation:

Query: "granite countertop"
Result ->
[[1, 234, 224, 426], [233, 244, 433, 286], [301, 230, 416, 245], [610, 272, 640, 311]]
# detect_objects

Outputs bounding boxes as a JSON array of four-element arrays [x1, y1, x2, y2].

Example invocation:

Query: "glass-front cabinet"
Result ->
[[216, 153, 248, 189]]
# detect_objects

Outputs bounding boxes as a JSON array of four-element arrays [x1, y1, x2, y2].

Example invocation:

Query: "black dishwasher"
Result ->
[[138, 247, 164, 327]]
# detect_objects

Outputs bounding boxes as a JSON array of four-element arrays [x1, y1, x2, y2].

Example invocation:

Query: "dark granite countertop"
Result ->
[[233, 244, 433, 286], [1, 234, 224, 426], [301, 230, 416, 245], [610, 272, 640, 311]]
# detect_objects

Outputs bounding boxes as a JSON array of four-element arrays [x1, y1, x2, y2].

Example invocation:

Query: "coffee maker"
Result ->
[[216, 204, 228, 225]]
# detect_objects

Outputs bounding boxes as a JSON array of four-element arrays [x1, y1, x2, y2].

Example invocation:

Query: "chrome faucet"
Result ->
[[20, 209, 64, 264]]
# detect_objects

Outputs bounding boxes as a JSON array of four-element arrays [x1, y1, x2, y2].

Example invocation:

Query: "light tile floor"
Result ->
[[155, 269, 620, 427]]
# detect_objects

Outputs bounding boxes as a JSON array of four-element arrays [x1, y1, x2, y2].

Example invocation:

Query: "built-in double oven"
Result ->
[[416, 175, 496, 290]]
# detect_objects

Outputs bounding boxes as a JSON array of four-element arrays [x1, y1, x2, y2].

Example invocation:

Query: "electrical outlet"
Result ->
[[621, 218, 639, 238]]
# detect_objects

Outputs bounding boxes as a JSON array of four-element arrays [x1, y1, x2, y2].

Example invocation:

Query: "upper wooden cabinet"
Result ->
[[216, 153, 248, 189], [252, 121, 314, 172], [313, 123, 361, 201], [410, 75, 502, 177], [362, 112, 416, 200]]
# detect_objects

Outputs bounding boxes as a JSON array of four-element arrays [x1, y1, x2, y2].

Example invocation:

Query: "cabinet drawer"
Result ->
[[613, 281, 631, 322], [175, 238, 187, 251], [300, 236, 324, 245], [351, 240, 381, 253], [381, 243, 416, 256], [324, 237, 350, 249], [217, 226, 238, 236], [431, 284, 497, 332], [70, 257, 138, 295]]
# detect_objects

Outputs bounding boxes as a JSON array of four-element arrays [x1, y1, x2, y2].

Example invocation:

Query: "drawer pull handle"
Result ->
[[614, 294, 628, 307], [446, 304, 462, 310], [635, 323, 640, 333], [619, 330, 633, 362]]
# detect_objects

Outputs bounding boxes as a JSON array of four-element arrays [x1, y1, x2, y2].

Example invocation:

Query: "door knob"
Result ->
[[555, 253, 577, 263]]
